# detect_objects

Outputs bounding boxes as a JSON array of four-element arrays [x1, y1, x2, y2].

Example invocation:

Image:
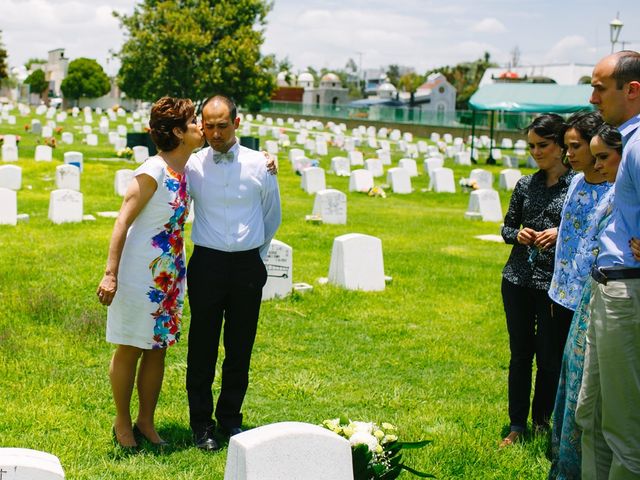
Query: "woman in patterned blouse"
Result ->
[[500, 114, 576, 448]]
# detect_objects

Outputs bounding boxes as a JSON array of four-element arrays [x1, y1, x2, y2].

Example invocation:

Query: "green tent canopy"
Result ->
[[469, 84, 594, 112], [467, 84, 594, 164]]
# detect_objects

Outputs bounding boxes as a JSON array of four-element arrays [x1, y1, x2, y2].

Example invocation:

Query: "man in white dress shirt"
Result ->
[[185, 95, 281, 451]]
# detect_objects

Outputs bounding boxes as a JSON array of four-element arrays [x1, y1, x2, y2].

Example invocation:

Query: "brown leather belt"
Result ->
[[591, 266, 640, 285]]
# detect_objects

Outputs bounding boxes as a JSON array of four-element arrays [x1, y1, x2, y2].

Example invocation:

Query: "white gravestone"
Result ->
[[376, 149, 391, 165], [85, 134, 98, 146], [2, 135, 17, 147], [82, 125, 92, 134], [454, 151, 471, 166], [224, 422, 352, 480], [41, 126, 53, 138], [289, 148, 305, 164], [55, 164, 80, 191], [114, 137, 127, 151], [499, 169, 522, 191], [304, 138, 316, 154], [430, 132, 440, 142], [262, 240, 293, 301], [490, 148, 502, 160], [31, 119, 42, 135], [348, 169, 374, 192], [349, 151, 364, 166], [1, 144, 18, 162], [265, 140, 278, 155], [316, 140, 328, 156], [0, 448, 65, 479], [398, 158, 418, 177], [469, 168, 493, 190], [61, 132, 73, 145], [48, 189, 83, 224], [501, 156, 518, 168], [114, 169, 135, 196], [501, 138, 513, 149], [117, 125, 127, 136], [364, 158, 384, 178], [0, 165, 22, 190], [35, 145, 52, 162], [330, 157, 350, 176], [403, 132, 413, 142], [465, 189, 503, 222], [133, 145, 149, 164], [424, 158, 444, 188], [108, 131, 119, 145], [432, 167, 456, 193], [417, 140, 428, 153], [343, 137, 355, 152], [443, 133, 453, 144], [387, 168, 412, 194], [313, 189, 347, 225], [329, 233, 385, 291], [301, 167, 326, 194], [293, 157, 314, 174], [0, 188, 17, 225], [390, 129, 401, 141], [64, 151, 83, 172]]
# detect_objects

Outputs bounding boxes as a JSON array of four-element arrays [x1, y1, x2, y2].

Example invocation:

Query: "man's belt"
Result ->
[[591, 266, 640, 285]]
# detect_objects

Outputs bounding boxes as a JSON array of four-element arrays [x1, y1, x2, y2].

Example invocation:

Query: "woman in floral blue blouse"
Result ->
[[500, 114, 576, 448], [548, 123, 622, 480]]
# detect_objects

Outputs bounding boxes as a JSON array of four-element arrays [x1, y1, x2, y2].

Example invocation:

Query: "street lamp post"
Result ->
[[610, 13, 624, 53]]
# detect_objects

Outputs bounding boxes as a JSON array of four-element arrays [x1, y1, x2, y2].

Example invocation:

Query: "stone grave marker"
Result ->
[[0, 187, 17, 225], [41, 126, 53, 138], [224, 422, 352, 480], [262, 240, 293, 301], [301, 167, 326, 194], [443, 133, 453, 144], [31, 119, 42, 135], [85, 134, 98, 146], [304, 138, 316, 154], [133, 145, 149, 164], [379, 139, 391, 151], [501, 156, 519, 168], [82, 125, 92, 134], [454, 151, 471, 166], [430, 132, 440, 142], [469, 168, 493, 190], [367, 136, 378, 149], [501, 138, 513, 149], [348, 169, 374, 192], [64, 151, 83, 172], [417, 140, 428, 153], [48, 189, 83, 224], [114, 137, 127, 151], [35, 105, 47, 116], [35, 145, 52, 162], [1, 145, 18, 162], [403, 132, 413, 142], [288, 148, 305, 164], [115, 169, 135, 196], [490, 148, 502, 160], [312, 189, 347, 224], [398, 158, 418, 177], [465, 189, 503, 222], [133, 122, 143, 132], [2, 134, 17, 147], [376, 149, 391, 165], [265, 140, 278, 155], [387, 167, 412, 194], [329, 233, 385, 291], [349, 151, 364, 166], [343, 137, 355, 152], [316, 140, 328, 156], [108, 131, 119, 145], [61, 132, 73, 144], [0, 165, 21, 190], [364, 158, 384, 178], [499, 168, 522, 191], [423, 157, 444, 183], [117, 125, 127, 136], [0, 448, 65, 479], [390, 129, 401, 141], [329, 157, 350, 176], [55, 164, 80, 191], [292, 157, 314, 174], [432, 167, 456, 193]]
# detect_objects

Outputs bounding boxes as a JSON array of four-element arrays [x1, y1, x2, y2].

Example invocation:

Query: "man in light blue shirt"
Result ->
[[185, 95, 281, 451], [575, 51, 640, 480]]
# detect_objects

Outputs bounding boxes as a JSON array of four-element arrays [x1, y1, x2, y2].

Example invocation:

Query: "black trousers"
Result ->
[[501, 278, 572, 431], [186, 246, 267, 430]]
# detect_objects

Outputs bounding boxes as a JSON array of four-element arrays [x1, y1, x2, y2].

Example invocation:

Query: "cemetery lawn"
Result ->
[[0, 114, 551, 479]]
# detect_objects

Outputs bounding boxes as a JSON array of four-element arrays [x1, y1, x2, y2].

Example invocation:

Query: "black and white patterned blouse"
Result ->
[[501, 169, 576, 290]]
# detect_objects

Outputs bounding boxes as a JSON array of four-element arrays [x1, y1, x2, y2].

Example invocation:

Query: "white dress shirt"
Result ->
[[186, 142, 281, 258]]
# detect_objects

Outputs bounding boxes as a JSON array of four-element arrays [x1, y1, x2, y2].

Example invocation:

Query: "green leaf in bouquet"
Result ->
[[400, 464, 436, 478], [397, 440, 432, 449]]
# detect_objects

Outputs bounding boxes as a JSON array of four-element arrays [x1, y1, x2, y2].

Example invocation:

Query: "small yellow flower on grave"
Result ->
[[381, 422, 396, 430], [374, 444, 383, 454], [383, 434, 398, 443], [374, 429, 384, 440], [342, 426, 354, 437]]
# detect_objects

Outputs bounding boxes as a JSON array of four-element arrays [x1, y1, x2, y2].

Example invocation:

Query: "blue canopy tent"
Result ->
[[468, 84, 594, 164]]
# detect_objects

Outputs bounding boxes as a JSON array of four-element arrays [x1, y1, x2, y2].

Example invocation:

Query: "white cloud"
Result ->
[[471, 18, 507, 34], [544, 35, 597, 63]]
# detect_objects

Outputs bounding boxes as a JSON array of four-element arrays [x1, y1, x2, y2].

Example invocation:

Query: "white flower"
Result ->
[[350, 421, 374, 434], [349, 432, 380, 452]]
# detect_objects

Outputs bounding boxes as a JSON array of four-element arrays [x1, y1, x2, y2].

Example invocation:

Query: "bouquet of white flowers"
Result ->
[[322, 416, 433, 479]]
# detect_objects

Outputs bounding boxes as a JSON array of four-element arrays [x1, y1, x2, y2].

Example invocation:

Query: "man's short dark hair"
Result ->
[[201, 94, 237, 121], [613, 50, 640, 89]]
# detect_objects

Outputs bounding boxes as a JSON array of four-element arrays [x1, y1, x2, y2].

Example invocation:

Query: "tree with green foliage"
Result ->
[[60, 58, 111, 102], [386, 64, 401, 86], [24, 58, 47, 71], [0, 31, 8, 81], [115, 0, 275, 112], [24, 69, 48, 98], [399, 72, 425, 107], [429, 51, 497, 109]]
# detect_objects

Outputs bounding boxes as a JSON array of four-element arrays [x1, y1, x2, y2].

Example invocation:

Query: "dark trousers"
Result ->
[[186, 246, 267, 430], [501, 278, 572, 431]]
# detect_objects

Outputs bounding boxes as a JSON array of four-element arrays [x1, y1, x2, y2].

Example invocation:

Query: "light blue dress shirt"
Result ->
[[186, 141, 281, 259], [596, 114, 640, 268]]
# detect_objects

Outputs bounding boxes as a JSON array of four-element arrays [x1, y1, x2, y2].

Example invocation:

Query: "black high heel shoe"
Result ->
[[133, 424, 169, 447], [112, 426, 139, 452]]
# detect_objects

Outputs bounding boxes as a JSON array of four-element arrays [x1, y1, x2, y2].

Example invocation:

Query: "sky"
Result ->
[[1, 0, 639, 77]]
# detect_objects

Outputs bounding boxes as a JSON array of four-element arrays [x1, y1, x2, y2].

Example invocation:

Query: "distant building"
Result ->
[[45, 48, 69, 97], [302, 73, 349, 106], [479, 63, 595, 86]]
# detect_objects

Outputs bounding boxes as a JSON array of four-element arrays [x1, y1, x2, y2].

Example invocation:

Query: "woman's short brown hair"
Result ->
[[149, 97, 195, 152]]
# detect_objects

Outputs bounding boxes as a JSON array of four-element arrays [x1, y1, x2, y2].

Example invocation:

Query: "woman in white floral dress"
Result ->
[[97, 97, 203, 449]]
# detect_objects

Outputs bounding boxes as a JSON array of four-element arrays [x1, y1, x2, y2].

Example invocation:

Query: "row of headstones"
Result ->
[[0, 188, 86, 225], [263, 232, 386, 301], [0, 163, 82, 191], [0, 421, 356, 480], [2, 144, 149, 164]]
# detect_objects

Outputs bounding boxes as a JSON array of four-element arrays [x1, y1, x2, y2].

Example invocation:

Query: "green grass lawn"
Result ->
[[0, 110, 549, 479]]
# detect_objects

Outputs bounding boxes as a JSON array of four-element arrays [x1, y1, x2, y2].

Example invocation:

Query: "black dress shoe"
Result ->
[[218, 426, 243, 438], [192, 425, 220, 451], [133, 424, 169, 447]]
